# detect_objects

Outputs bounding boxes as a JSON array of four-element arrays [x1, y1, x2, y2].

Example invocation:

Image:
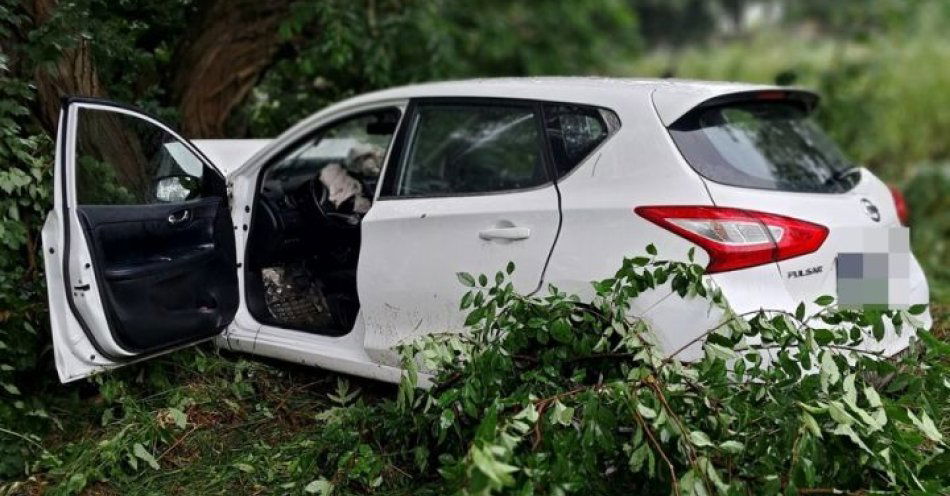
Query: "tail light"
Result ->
[[888, 185, 909, 226], [634, 206, 828, 273]]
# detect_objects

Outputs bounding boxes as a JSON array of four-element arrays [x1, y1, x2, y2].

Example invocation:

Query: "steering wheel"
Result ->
[[307, 177, 362, 229]]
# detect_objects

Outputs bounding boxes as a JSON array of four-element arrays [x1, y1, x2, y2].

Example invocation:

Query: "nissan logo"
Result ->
[[861, 198, 881, 222]]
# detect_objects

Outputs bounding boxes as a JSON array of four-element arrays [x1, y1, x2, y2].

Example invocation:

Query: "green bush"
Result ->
[[0, 59, 55, 478], [271, 252, 947, 494], [903, 163, 950, 302]]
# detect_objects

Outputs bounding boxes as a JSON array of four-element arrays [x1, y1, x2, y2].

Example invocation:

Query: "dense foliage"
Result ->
[[0, 55, 53, 477], [15, 253, 947, 494], [299, 251, 946, 494]]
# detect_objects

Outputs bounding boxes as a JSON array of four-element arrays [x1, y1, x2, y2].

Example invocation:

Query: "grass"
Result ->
[[7, 349, 393, 495]]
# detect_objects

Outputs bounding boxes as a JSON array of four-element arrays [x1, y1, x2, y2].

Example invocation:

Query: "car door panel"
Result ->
[[76, 197, 237, 352], [359, 190, 560, 367]]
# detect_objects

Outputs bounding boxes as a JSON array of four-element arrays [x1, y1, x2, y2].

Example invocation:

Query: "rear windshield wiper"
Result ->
[[825, 165, 862, 189]]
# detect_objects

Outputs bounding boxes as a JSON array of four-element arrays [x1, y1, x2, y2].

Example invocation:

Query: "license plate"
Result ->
[[835, 227, 911, 310]]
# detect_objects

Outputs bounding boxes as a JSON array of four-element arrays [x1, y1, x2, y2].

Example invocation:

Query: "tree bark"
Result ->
[[171, 0, 294, 138], [24, 0, 108, 135]]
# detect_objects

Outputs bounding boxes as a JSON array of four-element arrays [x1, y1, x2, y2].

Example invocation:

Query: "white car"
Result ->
[[42, 78, 932, 383]]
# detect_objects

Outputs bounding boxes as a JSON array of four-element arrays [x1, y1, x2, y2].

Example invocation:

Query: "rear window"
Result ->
[[669, 102, 857, 193]]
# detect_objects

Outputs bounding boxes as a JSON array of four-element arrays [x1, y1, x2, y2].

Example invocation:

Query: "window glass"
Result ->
[[544, 104, 610, 177], [75, 108, 205, 205], [261, 109, 400, 210], [394, 103, 547, 196], [669, 102, 856, 193]]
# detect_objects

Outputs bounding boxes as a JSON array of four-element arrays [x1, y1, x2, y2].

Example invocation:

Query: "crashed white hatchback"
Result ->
[[42, 78, 932, 383]]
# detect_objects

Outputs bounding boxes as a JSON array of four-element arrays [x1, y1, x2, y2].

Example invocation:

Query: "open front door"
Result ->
[[42, 98, 239, 383]]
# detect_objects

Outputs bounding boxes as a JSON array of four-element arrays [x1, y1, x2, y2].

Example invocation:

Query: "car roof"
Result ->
[[325, 77, 814, 126]]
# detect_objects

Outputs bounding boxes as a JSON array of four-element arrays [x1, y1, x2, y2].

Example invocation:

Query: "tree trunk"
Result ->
[[24, 0, 108, 135], [171, 0, 294, 138]]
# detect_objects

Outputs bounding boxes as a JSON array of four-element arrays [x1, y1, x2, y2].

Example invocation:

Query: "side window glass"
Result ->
[[261, 109, 400, 212], [543, 104, 613, 177], [74, 108, 206, 205], [394, 103, 547, 197]]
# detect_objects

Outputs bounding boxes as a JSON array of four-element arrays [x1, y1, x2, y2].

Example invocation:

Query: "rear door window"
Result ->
[[669, 102, 856, 193], [388, 102, 549, 197]]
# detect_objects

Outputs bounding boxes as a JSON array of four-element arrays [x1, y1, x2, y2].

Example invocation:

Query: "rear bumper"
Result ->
[[641, 259, 932, 361]]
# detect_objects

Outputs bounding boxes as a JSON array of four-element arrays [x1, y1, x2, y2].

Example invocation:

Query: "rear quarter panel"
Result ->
[[543, 90, 715, 313]]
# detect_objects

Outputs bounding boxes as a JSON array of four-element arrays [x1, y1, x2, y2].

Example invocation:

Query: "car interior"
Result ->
[[243, 109, 400, 335]]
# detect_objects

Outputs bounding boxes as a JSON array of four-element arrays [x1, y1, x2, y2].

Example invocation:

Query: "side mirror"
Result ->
[[153, 175, 200, 203]]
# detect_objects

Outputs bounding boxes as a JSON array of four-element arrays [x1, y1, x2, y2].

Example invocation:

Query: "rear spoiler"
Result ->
[[652, 86, 820, 127]]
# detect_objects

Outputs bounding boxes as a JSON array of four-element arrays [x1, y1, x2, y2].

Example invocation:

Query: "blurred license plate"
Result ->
[[835, 226, 911, 310]]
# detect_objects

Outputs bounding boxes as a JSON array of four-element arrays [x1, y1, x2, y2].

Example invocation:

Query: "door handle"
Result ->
[[168, 209, 191, 225], [478, 226, 531, 241]]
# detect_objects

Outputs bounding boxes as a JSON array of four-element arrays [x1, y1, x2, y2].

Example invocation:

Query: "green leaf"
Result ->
[[688, 430, 713, 447], [813, 329, 835, 345], [814, 295, 834, 306], [456, 272, 475, 287], [234, 462, 255, 473], [908, 304, 927, 315], [908, 410, 943, 443], [550, 319, 572, 343], [872, 317, 886, 341], [630, 256, 650, 266], [133, 443, 160, 470], [832, 424, 872, 454], [828, 401, 854, 426], [551, 401, 574, 426], [842, 374, 857, 405], [864, 386, 883, 409], [801, 412, 823, 439], [795, 302, 805, 321], [460, 291, 474, 310], [636, 403, 657, 420], [705, 343, 736, 361], [167, 407, 188, 429], [303, 477, 333, 496], [645, 243, 657, 256], [304, 478, 334, 495], [65, 473, 88, 494], [506, 261, 515, 274], [471, 445, 518, 486], [820, 352, 840, 391], [719, 440, 744, 454]]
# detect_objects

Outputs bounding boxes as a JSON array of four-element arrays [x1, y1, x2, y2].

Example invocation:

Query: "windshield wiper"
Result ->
[[824, 165, 861, 189]]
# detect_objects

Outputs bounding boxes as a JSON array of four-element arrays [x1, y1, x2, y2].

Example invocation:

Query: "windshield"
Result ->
[[669, 101, 857, 193]]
